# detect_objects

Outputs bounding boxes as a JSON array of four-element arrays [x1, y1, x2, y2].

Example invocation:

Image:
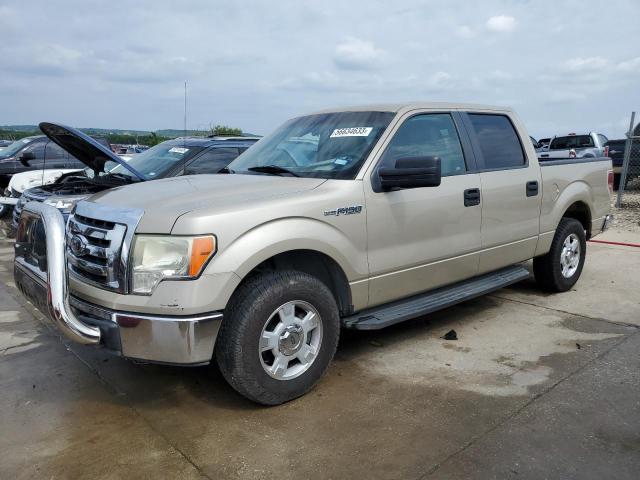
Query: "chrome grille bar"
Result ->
[[65, 202, 143, 293]]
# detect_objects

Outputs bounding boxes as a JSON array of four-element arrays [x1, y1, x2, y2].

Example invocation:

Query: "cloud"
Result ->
[[333, 37, 386, 70], [617, 56, 640, 73], [428, 71, 451, 88], [455, 25, 475, 39], [563, 56, 610, 72], [486, 15, 516, 32]]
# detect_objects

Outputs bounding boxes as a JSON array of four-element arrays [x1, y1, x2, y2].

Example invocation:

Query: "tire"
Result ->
[[533, 218, 586, 292], [215, 270, 340, 405]]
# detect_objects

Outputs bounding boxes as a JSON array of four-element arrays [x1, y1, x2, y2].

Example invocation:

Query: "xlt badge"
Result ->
[[324, 205, 363, 216]]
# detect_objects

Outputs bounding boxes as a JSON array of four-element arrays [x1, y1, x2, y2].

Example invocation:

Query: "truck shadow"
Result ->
[[68, 294, 504, 411]]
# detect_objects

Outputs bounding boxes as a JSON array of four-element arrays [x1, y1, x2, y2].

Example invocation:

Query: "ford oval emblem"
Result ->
[[69, 234, 89, 257]]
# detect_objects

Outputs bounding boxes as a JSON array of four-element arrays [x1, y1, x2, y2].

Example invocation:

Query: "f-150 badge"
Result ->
[[324, 205, 363, 216]]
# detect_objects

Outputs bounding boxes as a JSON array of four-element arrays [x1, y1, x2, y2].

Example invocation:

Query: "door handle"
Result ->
[[526, 181, 539, 197], [464, 188, 481, 207]]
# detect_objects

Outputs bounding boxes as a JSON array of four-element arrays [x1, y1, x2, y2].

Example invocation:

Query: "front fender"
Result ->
[[204, 217, 368, 282]]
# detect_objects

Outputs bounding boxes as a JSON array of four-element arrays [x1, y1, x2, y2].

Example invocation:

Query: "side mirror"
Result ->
[[379, 156, 441, 191], [19, 151, 36, 166]]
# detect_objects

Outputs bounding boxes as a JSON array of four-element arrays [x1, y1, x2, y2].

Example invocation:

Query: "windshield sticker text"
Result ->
[[330, 127, 373, 138]]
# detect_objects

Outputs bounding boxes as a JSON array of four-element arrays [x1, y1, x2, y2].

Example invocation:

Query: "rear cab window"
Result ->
[[467, 113, 525, 169], [549, 135, 594, 150]]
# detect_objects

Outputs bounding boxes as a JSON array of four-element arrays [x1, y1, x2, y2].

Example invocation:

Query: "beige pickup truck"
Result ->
[[15, 102, 613, 404]]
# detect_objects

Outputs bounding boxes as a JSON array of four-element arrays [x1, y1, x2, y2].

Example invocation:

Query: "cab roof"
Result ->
[[310, 101, 513, 115]]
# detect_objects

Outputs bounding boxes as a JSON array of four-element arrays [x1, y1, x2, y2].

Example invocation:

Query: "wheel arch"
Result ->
[[234, 249, 354, 316], [561, 200, 592, 238]]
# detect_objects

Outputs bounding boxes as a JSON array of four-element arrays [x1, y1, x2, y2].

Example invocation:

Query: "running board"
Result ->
[[342, 265, 530, 330]]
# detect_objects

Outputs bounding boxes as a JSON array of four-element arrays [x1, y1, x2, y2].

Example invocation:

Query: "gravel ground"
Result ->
[[612, 180, 640, 232]]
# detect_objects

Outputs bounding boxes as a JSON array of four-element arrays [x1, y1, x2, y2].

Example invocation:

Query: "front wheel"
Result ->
[[533, 218, 586, 292], [215, 270, 340, 405]]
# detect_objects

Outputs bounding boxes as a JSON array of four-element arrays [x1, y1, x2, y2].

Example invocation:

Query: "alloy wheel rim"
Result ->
[[560, 233, 581, 278], [259, 300, 323, 380]]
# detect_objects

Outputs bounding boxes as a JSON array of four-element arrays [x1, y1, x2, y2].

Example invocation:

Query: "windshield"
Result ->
[[229, 111, 395, 179], [108, 141, 205, 180], [0, 138, 37, 159]]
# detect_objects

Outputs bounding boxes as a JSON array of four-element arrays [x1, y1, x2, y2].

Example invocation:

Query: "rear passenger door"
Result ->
[[462, 112, 542, 273], [184, 147, 240, 175]]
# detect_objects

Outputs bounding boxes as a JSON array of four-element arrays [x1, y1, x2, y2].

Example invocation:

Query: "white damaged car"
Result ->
[[0, 168, 82, 217]]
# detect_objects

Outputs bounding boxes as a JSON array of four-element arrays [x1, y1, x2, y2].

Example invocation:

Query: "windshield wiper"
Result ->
[[219, 166, 235, 174], [247, 165, 299, 177]]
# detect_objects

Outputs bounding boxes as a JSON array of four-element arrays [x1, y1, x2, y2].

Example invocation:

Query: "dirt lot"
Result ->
[[613, 189, 640, 232], [1, 218, 639, 479]]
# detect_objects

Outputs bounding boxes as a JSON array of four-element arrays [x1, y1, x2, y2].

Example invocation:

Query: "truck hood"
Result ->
[[39, 122, 145, 180], [85, 174, 326, 233]]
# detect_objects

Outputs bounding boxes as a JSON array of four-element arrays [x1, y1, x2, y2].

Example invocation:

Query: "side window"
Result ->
[[468, 114, 525, 169], [44, 142, 68, 160], [380, 113, 466, 176], [22, 142, 46, 159], [185, 147, 240, 174]]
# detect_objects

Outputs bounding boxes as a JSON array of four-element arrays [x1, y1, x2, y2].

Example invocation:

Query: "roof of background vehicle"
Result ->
[[310, 102, 513, 115]]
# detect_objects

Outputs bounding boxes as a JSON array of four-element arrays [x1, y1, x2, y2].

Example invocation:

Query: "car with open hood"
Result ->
[[0, 134, 109, 185], [11, 122, 259, 229], [0, 133, 110, 217]]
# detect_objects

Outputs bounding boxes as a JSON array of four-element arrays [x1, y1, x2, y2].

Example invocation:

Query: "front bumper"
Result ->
[[14, 202, 222, 365], [0, 196, 18, 205]]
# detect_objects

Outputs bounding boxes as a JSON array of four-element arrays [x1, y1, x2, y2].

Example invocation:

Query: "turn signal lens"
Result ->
[[189, 236, 216, 276]]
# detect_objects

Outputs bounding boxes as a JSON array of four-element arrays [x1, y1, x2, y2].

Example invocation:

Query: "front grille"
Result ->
[[66, 213, 127, 292]]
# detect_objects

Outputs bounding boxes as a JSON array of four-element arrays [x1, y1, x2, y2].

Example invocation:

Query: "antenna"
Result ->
[[183, 81, 187, 149], [42, 140, 47, 186]]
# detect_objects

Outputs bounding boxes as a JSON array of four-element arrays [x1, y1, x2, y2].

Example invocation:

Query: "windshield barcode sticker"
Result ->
[[169, 147, 189, 154], [330, 127, 373, 138]]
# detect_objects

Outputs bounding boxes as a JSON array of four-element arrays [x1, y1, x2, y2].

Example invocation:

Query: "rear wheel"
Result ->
[[215, 270, 340, 405], [533, 218, 586, 292]]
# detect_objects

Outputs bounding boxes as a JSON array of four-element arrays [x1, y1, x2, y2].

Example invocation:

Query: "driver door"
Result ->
[[364, 111, 482, 307]]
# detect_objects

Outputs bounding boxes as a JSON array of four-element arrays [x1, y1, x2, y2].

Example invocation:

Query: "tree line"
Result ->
[[0, 125, 244, 146]]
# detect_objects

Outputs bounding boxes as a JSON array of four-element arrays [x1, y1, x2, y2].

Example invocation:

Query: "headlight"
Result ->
[[131, 235, 216, 294]]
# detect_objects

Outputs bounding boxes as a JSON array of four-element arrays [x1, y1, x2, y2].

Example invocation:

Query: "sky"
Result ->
[[1, 0, 639, 139]]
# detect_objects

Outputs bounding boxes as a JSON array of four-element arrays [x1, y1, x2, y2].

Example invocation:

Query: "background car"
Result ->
[[605, 139, 640, 189], [11, 125, 259, 229], [538, 132, 608, 160], [0, 135, 110, 217], [0, 135, 110, 187]]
